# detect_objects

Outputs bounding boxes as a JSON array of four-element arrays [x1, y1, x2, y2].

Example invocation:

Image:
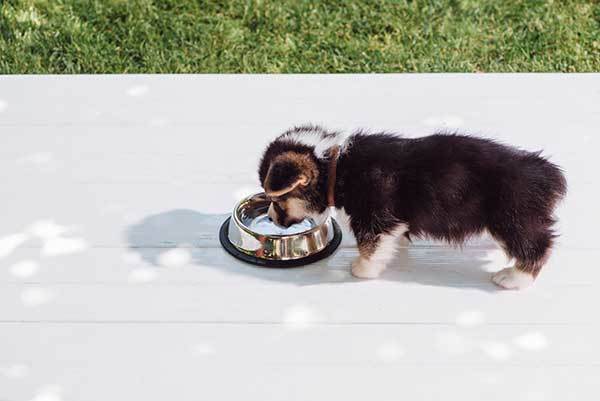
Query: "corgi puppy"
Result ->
[[258, 125, 566, 289]]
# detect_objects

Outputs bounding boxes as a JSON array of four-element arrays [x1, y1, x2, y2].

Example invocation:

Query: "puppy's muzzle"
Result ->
[[268, 202, 300, 228]]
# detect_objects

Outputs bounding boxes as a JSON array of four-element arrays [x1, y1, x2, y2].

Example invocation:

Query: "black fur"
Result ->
[[259, 127, 567, 278], [264, 159, 303, 192]]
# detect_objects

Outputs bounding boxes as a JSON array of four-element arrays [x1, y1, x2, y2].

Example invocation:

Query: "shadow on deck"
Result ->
[[126, 209, 502, 292]]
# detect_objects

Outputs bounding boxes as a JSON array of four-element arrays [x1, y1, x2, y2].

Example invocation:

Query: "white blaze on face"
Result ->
[[281, 128, 349, 158], [285, 197, 309, 222], [267, 203, 278, 224], [268, 197, 309, 226]]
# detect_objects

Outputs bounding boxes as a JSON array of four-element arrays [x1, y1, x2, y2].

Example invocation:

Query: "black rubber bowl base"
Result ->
[[219, 217, 342, 268]]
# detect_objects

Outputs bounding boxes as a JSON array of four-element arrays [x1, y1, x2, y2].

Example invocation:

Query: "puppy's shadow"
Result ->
[[384, 245, 502, 292], [126, 209, 501, 290], [126, 209, 345, 285]]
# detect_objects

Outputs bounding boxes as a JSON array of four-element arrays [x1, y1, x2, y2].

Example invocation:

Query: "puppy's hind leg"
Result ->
[[351, 225, 408, 279], [398, 232, 412, 248], [490, 226, 554, 290]]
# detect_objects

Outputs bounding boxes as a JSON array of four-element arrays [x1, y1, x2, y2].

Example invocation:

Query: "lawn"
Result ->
[[1, 0, 599, 73]]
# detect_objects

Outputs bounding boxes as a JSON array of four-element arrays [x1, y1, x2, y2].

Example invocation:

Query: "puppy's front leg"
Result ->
[[351, 226, 408, 279]]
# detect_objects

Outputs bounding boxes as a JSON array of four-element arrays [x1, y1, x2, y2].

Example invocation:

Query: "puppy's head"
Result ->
[[259, 150, 322, 227]]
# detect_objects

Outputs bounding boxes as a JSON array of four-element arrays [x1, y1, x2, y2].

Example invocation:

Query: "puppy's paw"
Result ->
[[351, 258, 384, 279], [492, 267, 534, 290], [398, 235, 411, 248]]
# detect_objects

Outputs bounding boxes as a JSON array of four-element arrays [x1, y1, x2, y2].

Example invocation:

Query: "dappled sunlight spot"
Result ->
[[0, 99, 7, 112], [16, 152, 59, 173], [233, 185, 262, 201], [128, 267, 158, 283], [9, 260, 39, 278], [478, 373, 501, 385], [376, 341, 405, 363], [455, 310, 485, 327], [192, 343, 216, 356], [157, 248, 191, 268], [523, 389, 548, 401], [21, 287, 55, 307], [513, 332, 549, 351], [28, 220, 69, 239], [0, 233, 29, 259], [17, 152, 54, 166], [26, 220, 87, 256], [423, 115, 464, 129], [1, 363, 30, 379], [149, 117, 169, 127], [42, 237, 88, 256], [122, 251, 143, 265], [282, 304, 321, 330], [480, 341, 512, 361], [127, 85, 149, 97], [30, 385, 63, 401], [435, 330, 468, 355]]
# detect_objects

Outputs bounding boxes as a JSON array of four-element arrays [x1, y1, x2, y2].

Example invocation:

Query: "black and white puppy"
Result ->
[[259, 125, 566, 289]]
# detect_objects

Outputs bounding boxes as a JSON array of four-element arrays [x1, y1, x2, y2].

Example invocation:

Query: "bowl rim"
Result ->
[[220, 216, 343, 267], [232, 192, 328, 238]]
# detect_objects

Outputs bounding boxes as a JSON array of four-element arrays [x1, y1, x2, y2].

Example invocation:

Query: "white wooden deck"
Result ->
[[1, 74, 598, 401]]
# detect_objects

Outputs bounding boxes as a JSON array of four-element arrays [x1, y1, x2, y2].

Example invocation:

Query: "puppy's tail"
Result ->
[[524, 151, 567, 210]]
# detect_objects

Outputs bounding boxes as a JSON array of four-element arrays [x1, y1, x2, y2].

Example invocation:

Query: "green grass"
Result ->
[[1, 0, 599, 73]]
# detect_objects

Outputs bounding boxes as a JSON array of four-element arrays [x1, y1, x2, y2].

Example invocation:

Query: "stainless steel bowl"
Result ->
[[219, 192, 342, 267]]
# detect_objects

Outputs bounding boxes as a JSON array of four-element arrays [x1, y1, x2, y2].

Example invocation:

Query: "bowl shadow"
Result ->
[[125, 209, 502, 291]]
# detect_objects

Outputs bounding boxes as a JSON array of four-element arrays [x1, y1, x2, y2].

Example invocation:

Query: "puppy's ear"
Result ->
[[264, 152, 315, 197]]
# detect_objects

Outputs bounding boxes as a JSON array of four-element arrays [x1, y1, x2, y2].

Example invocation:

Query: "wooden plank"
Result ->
[[1, 75, 599, 131], [1, 74, 599, 401], [1, 324, 599, 400], [3, 365, 598, 401], [0, 278, 594, 324], [0, 247, 592, 287], [1, 323, 597, 366]]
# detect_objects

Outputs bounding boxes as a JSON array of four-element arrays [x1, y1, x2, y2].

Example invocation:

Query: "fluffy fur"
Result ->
[[259, 125, 567, 289]]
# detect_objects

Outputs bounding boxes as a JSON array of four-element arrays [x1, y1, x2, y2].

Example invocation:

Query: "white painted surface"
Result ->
[[0, 74, 598, 401]]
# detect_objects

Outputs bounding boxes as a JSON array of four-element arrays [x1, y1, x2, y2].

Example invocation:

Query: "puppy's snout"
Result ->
[[268, 202, 298, 228], [282, 218, 301, 228], [267, 203, 281, 225]]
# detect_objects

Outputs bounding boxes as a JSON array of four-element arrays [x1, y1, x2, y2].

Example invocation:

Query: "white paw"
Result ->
[[398, 235, 411, 248], [492, 267, 534, 290], [351, 258, 384, 279]]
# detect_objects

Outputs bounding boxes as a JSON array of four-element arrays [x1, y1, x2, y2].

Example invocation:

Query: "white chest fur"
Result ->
[[331, 207, 355, 240]]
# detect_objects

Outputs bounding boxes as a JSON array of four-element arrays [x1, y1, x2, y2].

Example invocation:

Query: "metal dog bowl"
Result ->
[[219, 192, 342, 267]]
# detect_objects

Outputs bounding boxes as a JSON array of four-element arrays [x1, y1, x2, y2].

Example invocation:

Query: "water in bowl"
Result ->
[[249, 214, 315, 235]]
